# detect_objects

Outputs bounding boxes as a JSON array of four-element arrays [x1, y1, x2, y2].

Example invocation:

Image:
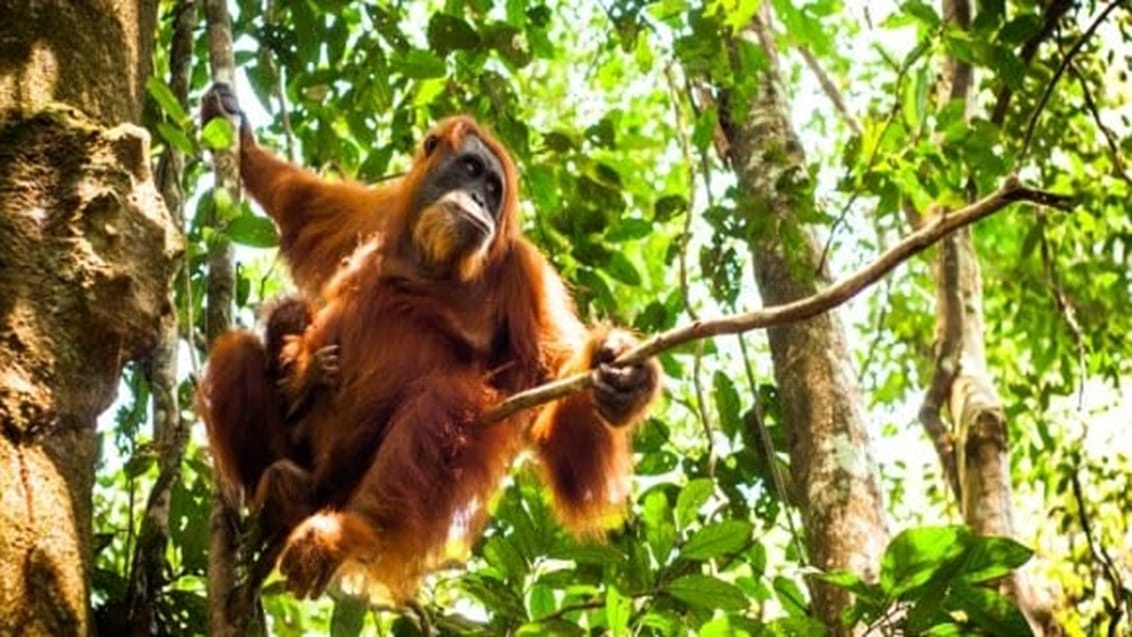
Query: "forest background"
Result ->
[[0, 0, 1128, 635]]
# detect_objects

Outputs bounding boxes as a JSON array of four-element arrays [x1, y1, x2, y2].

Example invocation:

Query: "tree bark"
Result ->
[[0, 1, 176, 633], [916, 0, 1058, 633], [125, 2, 197, 634], [719, 7, 888, 634]]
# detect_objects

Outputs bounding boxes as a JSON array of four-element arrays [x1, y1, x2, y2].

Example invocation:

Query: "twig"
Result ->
[[482, 178, 1073, 425], [264, 0, 296, 162], [665, 62, 716, 475], [816, 37, 931, 274], [1068, 60, 1131, 184], [1019, 0, 1125, 163], [989, 0, 1073, 126], [797, 45, 861, 136], [404, 599, 433, 637], [203, 0, 245, 634], [1068, 463, 1127, 635]]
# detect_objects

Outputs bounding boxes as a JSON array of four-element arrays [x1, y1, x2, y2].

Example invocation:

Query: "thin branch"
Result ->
[[482, 178, 1073, 425], [263, 0, 296, 162], [665, 62, 716, 475], [125, 4, 199, 632], [816, 37, 931, 274], [1019, 0, 1125, 163], [1068, 462, 1128, 635], [1068, 60, 1132, 185], [203, 0, 246, 634], [797, 45, 861, 136], [989, 0, 1073, 126], [917, 227, 962, 502]]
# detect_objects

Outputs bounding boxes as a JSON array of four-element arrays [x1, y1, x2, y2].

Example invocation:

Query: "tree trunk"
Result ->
[[915, 1, 1059, 633], [719, 7, 888, 634], [0, 1, 177, 633]]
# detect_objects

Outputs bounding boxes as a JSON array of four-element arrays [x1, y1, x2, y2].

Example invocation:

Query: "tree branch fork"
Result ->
[[482, 176, 1073, 426]]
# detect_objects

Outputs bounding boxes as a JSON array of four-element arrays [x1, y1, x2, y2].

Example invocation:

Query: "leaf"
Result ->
[[483, 535, 528, 581], [156, 121, 196, 155], [653, 195, 686, 222], [773, 575, 809, 617], [680, 520, 752, 560], [674, 478, 713, 529], [642, 488, 676, 561], [146, 76, 189, 123], [225, 214, 279, 248], [713, 371, 742, 438], [944, 583, 1034, 636], [998, 14, 1043, 46], [901, 0, 941, 26], [427, 13, 481, 54], [606, 251, 642, 286], [201, 117, 236, 151], [527, 584, 555, 619], [393, 49, 447, 79], [552, 544, 624, 565], [880, 526, 970, 598], [606, 218, 654, 241], [463, 574, 527, 618], [812, 570, 878, 600], [958, 536, 1034, 583], [666, 574, 748, 611], [605, 585, 630, 634], [330, 595, 367, 637]]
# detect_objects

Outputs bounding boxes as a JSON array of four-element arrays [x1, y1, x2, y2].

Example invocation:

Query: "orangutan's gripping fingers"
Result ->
[[311, 344, 340, 387], [200, 82, 252, 142], [593, 364, 654, 425]]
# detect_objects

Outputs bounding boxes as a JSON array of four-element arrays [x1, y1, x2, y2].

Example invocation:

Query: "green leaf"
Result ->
[[812, 570, 878, 600], [483, 535, 528, 581], [146, 76, 189, 123], [943, 583, 1034, 636], [157, 121, 196, 155], [713, 371, 742, 438], [201, 117, 236, 151], [605, 585, 630, 634], [674, 478, 713, 529], [606, 218, 654, 241], [666, 574, 748, 611], [901, 0, 941, 26], [527, 584, 555, 619], [393, 49, 447, 79], [959, 536, 1034, 583], [329, 595, 367, 637], [225, 214, 279, 248], [642, 488, 676, 560], [998, 14, 1043, 46], [427, 13, 481, 54], [463, 573, 527, 618], [653, 195, 686, 222], [680, 520, 752, 560], [774, 575, 809, 617], [607, 251, 642, 286], [552, 544, 624, 565], [880, 526, 970, 598]]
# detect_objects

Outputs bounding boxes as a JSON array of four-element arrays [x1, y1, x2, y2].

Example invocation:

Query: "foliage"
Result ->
[[91, 0, 1132, 635], [820, 526, 1035, 635]]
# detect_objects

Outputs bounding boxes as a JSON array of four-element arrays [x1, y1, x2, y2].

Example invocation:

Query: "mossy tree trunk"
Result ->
[[0, 1, 179, 633], [717, 6, 889, 634]]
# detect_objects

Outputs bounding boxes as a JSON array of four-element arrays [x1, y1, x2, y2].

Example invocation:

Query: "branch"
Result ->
[[481, 178, 1073, 425], [1019, 0, 1125, 162], [797, 45, 861, 136], [989, 0, 1073, 126]]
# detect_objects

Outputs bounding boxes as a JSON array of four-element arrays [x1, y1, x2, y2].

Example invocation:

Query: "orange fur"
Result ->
[[198, 112, 660, 601]]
